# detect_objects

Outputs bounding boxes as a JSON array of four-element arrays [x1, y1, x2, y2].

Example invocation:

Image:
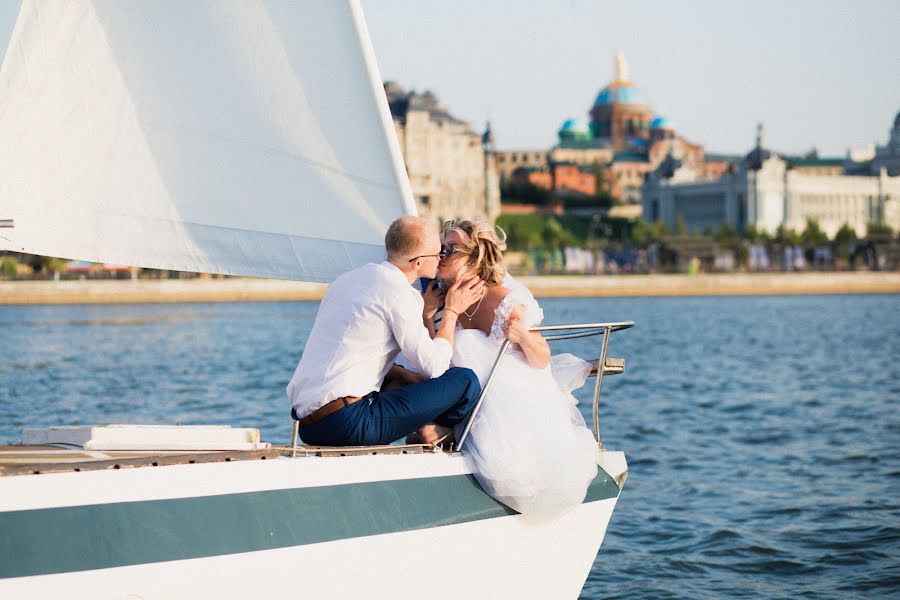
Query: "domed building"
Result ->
[[496, 51, 723, 205], [649, 116, 676, 141], [557, 118, 592, 142], [589, 51, 654, 150], [556, 51, 711, 203]]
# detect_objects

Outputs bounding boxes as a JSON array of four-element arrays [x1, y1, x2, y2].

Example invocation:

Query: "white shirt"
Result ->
[[287, 261, 452, 418]]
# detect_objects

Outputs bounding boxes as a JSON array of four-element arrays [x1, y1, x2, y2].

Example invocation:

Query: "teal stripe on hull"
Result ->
[[0, 470, 619, 579]]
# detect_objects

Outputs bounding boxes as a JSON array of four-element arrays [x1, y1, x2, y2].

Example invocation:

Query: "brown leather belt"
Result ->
[[297, 395, 364, 427]]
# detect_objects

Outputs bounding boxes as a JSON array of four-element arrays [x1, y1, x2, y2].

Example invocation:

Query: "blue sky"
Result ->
[[2, 0, 898, 156]]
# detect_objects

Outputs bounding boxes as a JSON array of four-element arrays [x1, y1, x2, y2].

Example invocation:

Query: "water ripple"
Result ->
[[1, 296, 898, 599]]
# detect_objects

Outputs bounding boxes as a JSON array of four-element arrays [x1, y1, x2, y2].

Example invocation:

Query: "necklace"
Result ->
[[463, 290, 485, 319]]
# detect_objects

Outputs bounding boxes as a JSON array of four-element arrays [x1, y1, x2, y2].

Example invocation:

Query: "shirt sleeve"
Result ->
[[386, 287, 452, 378]]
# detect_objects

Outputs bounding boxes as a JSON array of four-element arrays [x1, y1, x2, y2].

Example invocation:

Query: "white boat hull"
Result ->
[[0, 450, 626, 599]]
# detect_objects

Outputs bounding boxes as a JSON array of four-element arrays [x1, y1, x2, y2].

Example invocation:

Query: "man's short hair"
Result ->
[[385, 216, 429, 259]]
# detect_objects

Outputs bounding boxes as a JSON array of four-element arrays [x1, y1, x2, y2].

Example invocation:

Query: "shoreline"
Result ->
[[1, 272, 899, 305]]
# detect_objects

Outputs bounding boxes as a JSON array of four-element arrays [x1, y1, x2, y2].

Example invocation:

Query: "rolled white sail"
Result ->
[[0, 0, 415, 282]]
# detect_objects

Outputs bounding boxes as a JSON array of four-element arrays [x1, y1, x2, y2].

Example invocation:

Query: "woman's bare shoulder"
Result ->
[[491, 285, 512, 301]]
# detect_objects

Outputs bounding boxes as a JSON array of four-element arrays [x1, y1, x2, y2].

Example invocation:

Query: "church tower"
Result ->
[[589, 50, 654, 151]]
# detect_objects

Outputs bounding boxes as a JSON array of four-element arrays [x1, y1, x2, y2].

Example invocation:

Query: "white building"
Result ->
[[385, 82, 500, 224], [642, 123, 900, 237]]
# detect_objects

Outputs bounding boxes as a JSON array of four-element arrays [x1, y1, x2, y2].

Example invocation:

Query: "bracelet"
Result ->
[[444, 308, 459, 318]]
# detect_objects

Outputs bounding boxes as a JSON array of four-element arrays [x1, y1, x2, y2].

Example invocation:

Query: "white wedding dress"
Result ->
[[452, 281, 599, 518]]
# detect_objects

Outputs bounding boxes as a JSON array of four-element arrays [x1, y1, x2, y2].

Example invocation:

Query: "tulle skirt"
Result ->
[[453, 330, 599, 518]]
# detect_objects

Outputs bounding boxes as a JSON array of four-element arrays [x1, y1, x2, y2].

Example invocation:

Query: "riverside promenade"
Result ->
[[1, 272, 899, 305]]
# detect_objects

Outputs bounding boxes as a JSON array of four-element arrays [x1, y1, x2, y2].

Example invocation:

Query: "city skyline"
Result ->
[[362, 0, 899, 157], [1, 0, 898, 156]]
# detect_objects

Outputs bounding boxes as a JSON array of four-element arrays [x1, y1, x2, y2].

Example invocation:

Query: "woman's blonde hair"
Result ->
[[442, 219, 507, 286]]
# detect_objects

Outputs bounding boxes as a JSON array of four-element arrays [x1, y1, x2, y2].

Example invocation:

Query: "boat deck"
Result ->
[[0, 443, 436, 477]]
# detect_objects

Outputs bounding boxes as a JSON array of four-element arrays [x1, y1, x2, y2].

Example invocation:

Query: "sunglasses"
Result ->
[[439, 243, 458, 259], [408, 243, 460, 263]]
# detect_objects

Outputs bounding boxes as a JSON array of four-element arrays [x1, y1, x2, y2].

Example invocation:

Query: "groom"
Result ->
[[287, 216, 485, 446]]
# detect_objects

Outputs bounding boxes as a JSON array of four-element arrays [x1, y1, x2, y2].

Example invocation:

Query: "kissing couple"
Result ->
[[287, 216, 598, 516]]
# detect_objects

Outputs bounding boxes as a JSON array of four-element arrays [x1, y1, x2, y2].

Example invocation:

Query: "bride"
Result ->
[[431, 219, 598, 518]]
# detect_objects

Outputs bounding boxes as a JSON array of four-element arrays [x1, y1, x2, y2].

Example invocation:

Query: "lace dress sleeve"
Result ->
[[489, 289, 544, 343]]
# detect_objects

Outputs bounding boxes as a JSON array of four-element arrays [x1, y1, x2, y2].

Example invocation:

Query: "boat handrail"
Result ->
[[289, 321, 635, 458], [455, 321, 635, 452]]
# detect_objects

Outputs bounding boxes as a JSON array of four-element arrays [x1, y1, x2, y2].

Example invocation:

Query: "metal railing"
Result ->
[[455, 321, 634, 452], [289, 320, 635, 457]]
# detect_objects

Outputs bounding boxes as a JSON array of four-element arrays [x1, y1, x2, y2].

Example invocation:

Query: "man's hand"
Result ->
[[382, 364, 428, 392], [396, 366, 427, 386], [422, 280, 445, 320], [444, 275, 486, 316]]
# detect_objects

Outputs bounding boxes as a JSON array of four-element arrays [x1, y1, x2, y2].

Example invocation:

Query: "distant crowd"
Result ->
[[511, 238, 896, 275]]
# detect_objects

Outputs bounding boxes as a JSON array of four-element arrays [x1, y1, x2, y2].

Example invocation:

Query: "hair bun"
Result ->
[[442, 219, 507, 287]]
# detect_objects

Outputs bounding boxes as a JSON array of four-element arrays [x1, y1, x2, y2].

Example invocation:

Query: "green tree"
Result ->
[[714, 223, 739, 243], [652, 219, 669, 240], [630, 219, 651, 246], [541, 218, 572, 249], [500, 179, 553, 206], [628, 218, 669, 246], [833, 223, 856, 261], [833, 223, 856, 245], [801, 219, 828, 246], [496, 215, 544, 249], [675, 214, 688, 235], [865, 221, 894, 237], [775, 223, 802, 246], [744, 224, 770, 244], [0, 257, 18, 277]]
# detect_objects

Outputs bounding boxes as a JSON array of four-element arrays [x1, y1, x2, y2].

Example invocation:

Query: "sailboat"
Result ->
[[0, 1, 633, 598]]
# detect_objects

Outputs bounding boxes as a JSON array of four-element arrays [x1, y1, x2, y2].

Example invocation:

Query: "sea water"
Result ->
[[1, 294, 897, 598]]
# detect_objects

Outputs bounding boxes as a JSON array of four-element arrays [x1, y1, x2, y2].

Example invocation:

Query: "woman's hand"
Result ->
[[503, 304, 529, 344], [504, 304, 550, 369], [422, 280, 445, 320]]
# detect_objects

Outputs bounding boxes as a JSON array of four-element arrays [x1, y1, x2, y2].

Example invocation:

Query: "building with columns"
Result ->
[[641, 122, 900, 237], [384, 82, 501, 224]]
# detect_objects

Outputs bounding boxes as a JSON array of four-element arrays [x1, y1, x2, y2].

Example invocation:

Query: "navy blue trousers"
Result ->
[[298, 367, 481, 446]]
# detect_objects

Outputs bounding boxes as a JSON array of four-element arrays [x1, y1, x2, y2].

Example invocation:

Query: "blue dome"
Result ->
[[651, 115, 674, 130], [558, 117, 592, 141], [559, 118, 589, 133], [594, 84, 650, 106]]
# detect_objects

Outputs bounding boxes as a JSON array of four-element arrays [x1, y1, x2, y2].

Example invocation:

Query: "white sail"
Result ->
[[0, 0, 415, 282]]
